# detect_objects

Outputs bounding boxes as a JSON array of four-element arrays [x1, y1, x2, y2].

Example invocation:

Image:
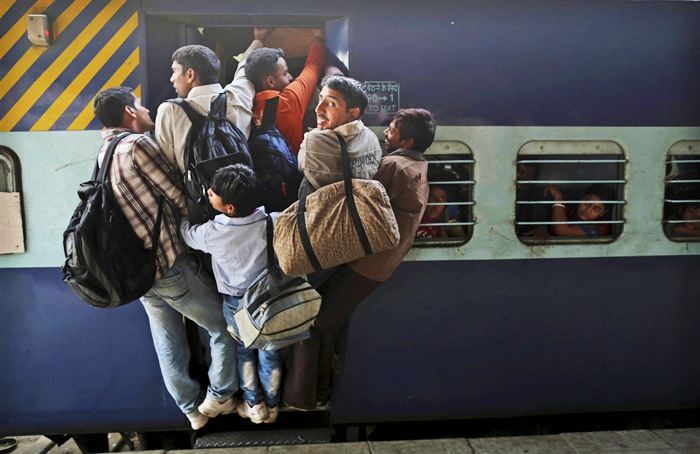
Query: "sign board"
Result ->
[[364, 81, 400, 114]]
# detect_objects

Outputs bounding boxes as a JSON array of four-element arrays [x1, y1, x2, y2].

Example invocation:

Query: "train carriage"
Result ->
[[1, 0, 699, 442]]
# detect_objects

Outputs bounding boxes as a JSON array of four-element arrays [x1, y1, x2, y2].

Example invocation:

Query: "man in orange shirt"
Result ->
[[245, 28, 326, 155]]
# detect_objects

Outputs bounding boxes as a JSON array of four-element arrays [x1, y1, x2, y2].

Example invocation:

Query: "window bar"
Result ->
[[516, 220, 625, 225], [419, 222, 476, 227], [517, 200, 626, 204], [665, 180, 700, 184], [664, 199, 700, 203], [428, 180, 475, 185], [427, 159, 475, 164], [663, 219, 700, 224], [517, 159, 627, 164], [426, 201, 475, 206], [665, 159, 700, 164], [516, 180, 626, 184]]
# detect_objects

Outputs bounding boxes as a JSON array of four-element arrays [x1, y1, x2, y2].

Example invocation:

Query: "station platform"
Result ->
[[162, 428, 700, 453], [9, 428, 699, 454]]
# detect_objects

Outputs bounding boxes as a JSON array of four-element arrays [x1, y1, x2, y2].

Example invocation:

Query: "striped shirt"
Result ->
[[98, 128, 186, 280]]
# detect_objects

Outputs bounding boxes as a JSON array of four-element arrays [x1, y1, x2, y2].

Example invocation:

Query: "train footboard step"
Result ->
[[194, 427, 331, 448]]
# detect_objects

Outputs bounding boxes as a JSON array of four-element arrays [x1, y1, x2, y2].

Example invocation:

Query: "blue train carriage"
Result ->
[[1, 0, 699, 441]]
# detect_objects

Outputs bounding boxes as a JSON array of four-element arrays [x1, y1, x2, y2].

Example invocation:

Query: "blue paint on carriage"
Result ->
[[0, 268, 185, 436], [332, 255, 700, 424], [348, 1, 700, 127]]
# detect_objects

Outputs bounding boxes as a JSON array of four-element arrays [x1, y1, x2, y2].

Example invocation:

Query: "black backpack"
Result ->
[[61, 132, 164, 309], [169, 92, 253, 224], [248, 95, 303, 212]]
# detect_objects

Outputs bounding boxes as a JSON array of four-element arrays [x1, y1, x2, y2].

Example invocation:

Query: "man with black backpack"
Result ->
[[93, 87, 239, 430], [155, 35, 261, 182]]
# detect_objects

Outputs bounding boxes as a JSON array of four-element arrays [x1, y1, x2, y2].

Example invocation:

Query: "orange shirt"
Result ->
[[252, 40, 325, 155]]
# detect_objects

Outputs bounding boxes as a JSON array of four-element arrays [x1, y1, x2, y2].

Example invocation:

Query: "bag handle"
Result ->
[[337, 134, 373, 257], [296, 133, 373, 272], [296, 182, 323, 272]]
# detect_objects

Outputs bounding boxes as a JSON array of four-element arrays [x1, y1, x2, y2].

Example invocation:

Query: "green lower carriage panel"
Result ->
[[194, 427, 332, 447]]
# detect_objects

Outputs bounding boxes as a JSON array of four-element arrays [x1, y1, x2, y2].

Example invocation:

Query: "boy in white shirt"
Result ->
[[180, 164, 281, 424]]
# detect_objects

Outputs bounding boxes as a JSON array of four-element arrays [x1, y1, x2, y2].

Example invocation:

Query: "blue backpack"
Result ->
[[248, 95, 303, 212]]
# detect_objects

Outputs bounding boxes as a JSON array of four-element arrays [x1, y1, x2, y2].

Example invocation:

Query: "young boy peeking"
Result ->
[[543, 183, 615, 237], [180, 164, 281, 424], [665, 202, 700, 237]]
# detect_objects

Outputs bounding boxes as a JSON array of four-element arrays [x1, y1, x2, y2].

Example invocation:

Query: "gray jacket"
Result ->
[[298, 119, 382, 193]]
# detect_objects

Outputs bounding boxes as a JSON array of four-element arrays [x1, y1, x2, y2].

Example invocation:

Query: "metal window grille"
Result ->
[[413, 141, 474, 246], [515, 141, 626, 244], [663, 141, 700, 242]]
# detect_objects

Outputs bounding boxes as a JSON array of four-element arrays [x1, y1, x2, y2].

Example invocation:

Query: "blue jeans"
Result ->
[[141, 252, 238, 414], [223, 295, 282, 407]]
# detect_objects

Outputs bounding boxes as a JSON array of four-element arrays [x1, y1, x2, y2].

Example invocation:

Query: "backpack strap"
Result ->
[[265, 214, 274, 265], [337, 134, 373, 257], [261, 95, 279, 127], [97, 132, 132, 183], [209, 92, 228, 119], [167, 98, 205, 127]]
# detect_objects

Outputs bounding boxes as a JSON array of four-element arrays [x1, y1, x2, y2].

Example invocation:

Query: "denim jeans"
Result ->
[[223, 295, 282, 408], [141, 252, 238, 414]]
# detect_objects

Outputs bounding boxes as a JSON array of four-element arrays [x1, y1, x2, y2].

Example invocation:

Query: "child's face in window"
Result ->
[[426, 186, 448, 219], [577, 195, 607, 221], [682, 205, 700, 230]]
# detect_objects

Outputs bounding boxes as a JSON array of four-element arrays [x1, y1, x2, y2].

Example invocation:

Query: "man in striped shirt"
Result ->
[[94, 87, 239, 430]]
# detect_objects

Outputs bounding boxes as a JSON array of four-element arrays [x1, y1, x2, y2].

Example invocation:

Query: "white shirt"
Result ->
[[155, 40, 262, 175], [180, 208, 278, 296]]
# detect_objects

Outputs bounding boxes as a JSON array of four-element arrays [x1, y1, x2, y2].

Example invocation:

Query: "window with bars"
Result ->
[[515, 141, 626, 244], [663, 141, 700, 242], [413, 141, 474, 246]]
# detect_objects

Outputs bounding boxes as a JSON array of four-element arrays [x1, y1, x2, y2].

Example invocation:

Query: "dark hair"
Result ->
[[392, 108, 436, 152], [246, 48, 285, 92], [171, 45, 220, 85], [582, 184, 616, 212], [320, 76, 368, 117], [93, 86, 135, 127], [428, 169, 457, 200], [209, 164, 263, 217]]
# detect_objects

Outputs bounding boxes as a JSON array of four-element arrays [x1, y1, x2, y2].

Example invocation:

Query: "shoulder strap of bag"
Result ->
[[337, 134, 373, 257], [296, 182, 323, 272], [264, 213, 285, 280], [210, 92, 228, 119], [96, 132, 131, 183], [168, 98, 205, 126], [150, 196, 165, 257]]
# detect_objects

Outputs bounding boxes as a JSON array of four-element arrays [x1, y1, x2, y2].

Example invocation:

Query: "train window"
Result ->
[[663, 141, 700, 242], [413, 141, 474, 246], [515, 141, 626, 245], [0, 146, 25, 254]]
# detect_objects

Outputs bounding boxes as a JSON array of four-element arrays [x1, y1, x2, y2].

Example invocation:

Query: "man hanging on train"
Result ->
[[245, 27, 326, 155], [284, 107, 435, 410], [154, 33, 261, 176], [92, 87, 239, 430]]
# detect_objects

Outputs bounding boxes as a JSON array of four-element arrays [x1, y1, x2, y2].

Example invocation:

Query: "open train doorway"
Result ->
[[144, 15, 349, 113]]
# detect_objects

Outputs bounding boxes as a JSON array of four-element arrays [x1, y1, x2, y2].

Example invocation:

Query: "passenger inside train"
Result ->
[[416, 170, 457, 238], [543, 183, 615, 237]]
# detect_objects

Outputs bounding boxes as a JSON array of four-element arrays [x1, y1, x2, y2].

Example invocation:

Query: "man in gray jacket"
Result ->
[[297, 75, 382, 193]]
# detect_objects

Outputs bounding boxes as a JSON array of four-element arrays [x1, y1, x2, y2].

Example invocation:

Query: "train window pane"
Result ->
[[515, 141, 626, 245], [413, 141, 474, 247], [0, 146, 25, 254], [663, 141, 700, 242]]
